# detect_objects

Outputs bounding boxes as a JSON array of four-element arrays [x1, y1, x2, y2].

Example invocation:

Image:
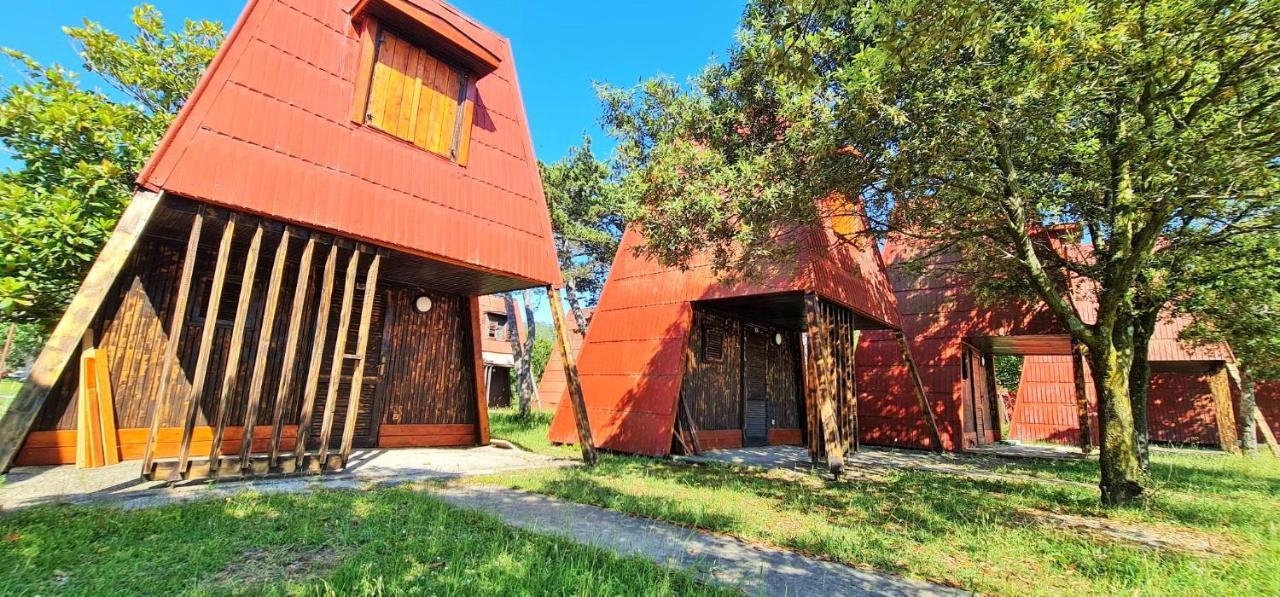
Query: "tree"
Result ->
[[503, 291, 541, 417], [1173, 235, 1280, 454], [0, 5, 223, 326], [600, 0, 1280, 505], [539, 137, 624, 334]]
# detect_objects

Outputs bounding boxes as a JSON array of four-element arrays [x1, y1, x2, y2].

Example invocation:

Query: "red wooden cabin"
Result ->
[[547, 202, 938, 466], [535, 308, 589, 413], [859, 237, 1241, 452], [0, 0, 561, 478]]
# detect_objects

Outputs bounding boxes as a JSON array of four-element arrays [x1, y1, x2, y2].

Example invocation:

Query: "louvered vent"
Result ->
[[702, 325, 725, 363]]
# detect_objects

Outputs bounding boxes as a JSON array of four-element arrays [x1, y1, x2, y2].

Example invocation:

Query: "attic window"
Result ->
[[354, 24, 474, 163], [702, 325, 725, 363]]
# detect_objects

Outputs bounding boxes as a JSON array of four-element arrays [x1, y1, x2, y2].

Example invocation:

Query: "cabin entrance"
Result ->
[[960, 344, 998, 448], [679, 304, 804, 451], [742, 324, 771, 447]]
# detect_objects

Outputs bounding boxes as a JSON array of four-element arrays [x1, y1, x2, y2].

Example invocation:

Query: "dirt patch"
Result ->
[[1018, 508, 1242, 557], [213, 545, 350, 588]]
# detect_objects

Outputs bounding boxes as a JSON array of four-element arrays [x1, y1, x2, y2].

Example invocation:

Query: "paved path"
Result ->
[[676, 445, 1095, 490], [435, 485, 966, 596], [0, 445, 568, 511]]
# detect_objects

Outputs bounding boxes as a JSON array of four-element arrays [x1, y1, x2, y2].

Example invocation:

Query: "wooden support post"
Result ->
[[295, 243, 338, 470], [269, 232, 313, 468], [339, 249, 380, 463], [1208, 364, 1240, 454], [141, 205, 203, 477], [1071, 340, 1094, 455], [207, 221, 263, 473], [894, 330, 944, 452], [548, 285, 597, 465], [805, 295, 844, 475], [0, 190, 162, 472], [849, 328, 861, 453], [94, 348, 119, 465], [801, 301, 821, 464], [679, 309, 703, 455], [239, 226, 291, 470], [317, 248, 360, 469], [468, 295, 491, 445], [175, 212, 238, 478]]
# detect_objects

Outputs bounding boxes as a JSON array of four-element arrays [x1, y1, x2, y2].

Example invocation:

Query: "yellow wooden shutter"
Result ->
[[364, 30, 473, 161]]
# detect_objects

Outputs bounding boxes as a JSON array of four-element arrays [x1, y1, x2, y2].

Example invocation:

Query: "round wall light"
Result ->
[[414, 296, 433, 313], [774, 333, 784, 346]]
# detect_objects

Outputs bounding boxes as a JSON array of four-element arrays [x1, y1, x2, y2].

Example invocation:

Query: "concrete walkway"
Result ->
[[0, 445, 568, 511], [436, 485, 966, 596], [676, 445, 1095, 489]]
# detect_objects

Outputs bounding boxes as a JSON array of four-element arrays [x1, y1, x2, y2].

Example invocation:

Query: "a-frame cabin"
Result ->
[[0, 0, 562, 479], [547, 201, 943, 471]]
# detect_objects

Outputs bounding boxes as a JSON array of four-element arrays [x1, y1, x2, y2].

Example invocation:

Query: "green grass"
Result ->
[[483, 415, 1280, 596], [488, 407, 581, 459], [0, 486, 729, 596], [0, 379, 19, 414]]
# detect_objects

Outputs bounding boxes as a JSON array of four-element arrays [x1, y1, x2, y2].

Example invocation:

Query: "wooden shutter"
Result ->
[[364, 29, 473, 161]]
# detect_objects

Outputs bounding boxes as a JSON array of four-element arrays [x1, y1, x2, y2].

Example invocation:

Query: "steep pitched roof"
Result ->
[[137, 0, 560, 288], [548, 203, 902, 456]]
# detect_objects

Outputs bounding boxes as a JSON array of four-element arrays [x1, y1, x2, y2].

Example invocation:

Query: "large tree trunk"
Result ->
[[562, 278, 591, 337], [503, 294, 533, 416], [1235, 364, 1259, 455], [518, 289, 541, 413], [1128, 307, 1158, 471], [1089, 342, 1146, 506]]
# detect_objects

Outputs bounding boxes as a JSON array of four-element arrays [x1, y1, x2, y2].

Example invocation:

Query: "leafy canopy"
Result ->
[[539, 136, 624, 305], [0, 5, 223, 324], [601, 0, 1280, 352]]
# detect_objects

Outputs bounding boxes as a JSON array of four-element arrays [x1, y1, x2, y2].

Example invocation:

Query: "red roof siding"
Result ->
[[138, 0, 560, 287]]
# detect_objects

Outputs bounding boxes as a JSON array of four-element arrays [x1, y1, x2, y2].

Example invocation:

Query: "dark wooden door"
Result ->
[[742, 325, 769, 447], [961, 346, 995, 447]]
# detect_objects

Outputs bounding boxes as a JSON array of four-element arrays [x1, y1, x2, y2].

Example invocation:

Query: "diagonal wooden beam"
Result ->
[[175, 212, 238, 478], [806, 295, 844, 476], [206, 221, 263, 473], [895, 329, 943, 452], [339, 249, 381, 463], [239, 226, 291, 471], [548, 286, 595, 465], [317, 247, 360, 468], [1208, 364, 1240, 454], [268, 230, 312, 469], [294, 242, 338, 470], [140, 204, 204, 478], [0, 190, 162, 472]]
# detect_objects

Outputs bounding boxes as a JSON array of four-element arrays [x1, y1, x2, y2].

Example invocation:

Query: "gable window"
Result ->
[[485, 313, 509, 341], [358, 27, 474, 162]]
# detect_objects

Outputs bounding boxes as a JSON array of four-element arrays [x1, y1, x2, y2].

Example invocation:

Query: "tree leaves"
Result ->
[[0, 5, 223, 326]]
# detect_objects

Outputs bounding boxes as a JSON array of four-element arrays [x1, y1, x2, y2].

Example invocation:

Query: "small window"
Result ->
[[361, 28, 473, 161], [485, 313, 508, 341], [702, 325, 725, 363]]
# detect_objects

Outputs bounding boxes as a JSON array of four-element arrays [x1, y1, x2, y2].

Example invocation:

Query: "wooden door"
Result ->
[[971, 350, 995, 445], [742, 325, 769, 447], [309, 278, 386, 449]]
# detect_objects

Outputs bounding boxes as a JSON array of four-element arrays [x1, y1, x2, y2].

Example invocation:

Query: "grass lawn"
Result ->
[[485, 409, 1280, 595], [0, 379, 19, 414], [0, 486, 728, 596]]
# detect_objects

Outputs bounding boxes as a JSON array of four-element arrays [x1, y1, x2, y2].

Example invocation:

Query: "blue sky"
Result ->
[[0, 0, 745, 164], [0, 1, 745, 324]]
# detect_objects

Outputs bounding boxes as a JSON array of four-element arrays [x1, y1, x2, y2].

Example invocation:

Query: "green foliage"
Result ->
[[0, 5, 223, 324], [1175, 235, 1280, 380], [529, 324, 554, 380], [539, 137, 623, 305], [994, 354, 1024, 391]]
